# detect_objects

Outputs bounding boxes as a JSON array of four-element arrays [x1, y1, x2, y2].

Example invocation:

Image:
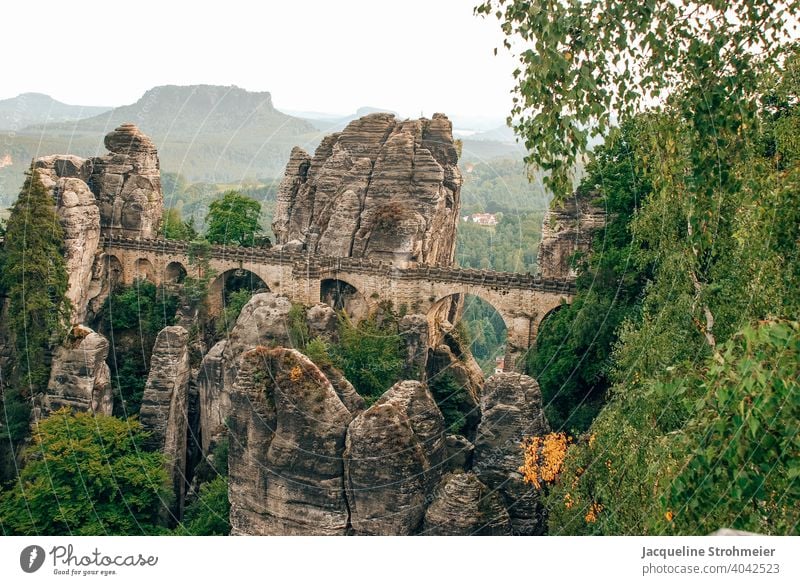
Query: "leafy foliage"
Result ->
[[476, 0, 796, 198], [0, 169, 70, 394], [205, 190, 263, 247], [162, 207, 197, 241], [176, 476, 230, 536], [0, 409, 169, 535], [539, 48, 800, 535], [460, 295, 506, 374], [287, 303, 310, 349], [100, 279, 179, 336], [99, 280, 178, 415], [526, 120, 652, 433], [330, 314, 404, 404], [215, 289, 252, 338], [428, 372, 471, 435], [456, 211, 543, 272]]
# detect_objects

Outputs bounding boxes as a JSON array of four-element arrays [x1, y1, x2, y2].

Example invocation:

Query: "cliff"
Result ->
[[273, 112, 463, 266]]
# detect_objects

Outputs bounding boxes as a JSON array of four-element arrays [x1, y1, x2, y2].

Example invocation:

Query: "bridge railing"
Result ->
[[101, 236, 576, 294]]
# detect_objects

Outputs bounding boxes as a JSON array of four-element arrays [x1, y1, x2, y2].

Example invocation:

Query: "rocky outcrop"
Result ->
[[228, 347, 353, 535], [273, 113, 463, 266], [196, 341, 228, 453], [537, 191, 606, 279], [473, 372, 550, 535], [32, 124, 163, 320], [89, 123, 163, 238], [197, 293, 294, 451], [34, 157, 101, 323], [42, 325, 112, 415], [422, 472, 512, 535], [426, 340, 483, 437], [305, 303, 338, 339], [399, 314, 429, 378], [344, 380, 446, 535], [139, 326, 191, 520]]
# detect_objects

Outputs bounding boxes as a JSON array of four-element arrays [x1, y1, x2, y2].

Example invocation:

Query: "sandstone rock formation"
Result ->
[[32, 124, 164, 321], [273, 113, 463, 266], [422, 472, 512, 535], [89, 123, 163, 238], [228, 347, 353, 535], [197, 293, 293, 451], [344, 380, 446, 535], [537, 191, 606, 279], [139, 326, 191, 519], [43, 325, 112, 415], [444, 434, 475, 472], [34, 157, 101, 323], [399, 314, 429, 377], [473, 372, 550, 535]]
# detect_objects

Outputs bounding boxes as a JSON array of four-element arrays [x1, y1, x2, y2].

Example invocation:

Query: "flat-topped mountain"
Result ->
[[0, 86, 320, 197], [37, 85, 313, 138]]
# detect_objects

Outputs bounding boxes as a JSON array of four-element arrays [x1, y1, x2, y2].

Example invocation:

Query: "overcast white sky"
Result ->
[[1, 0, 518, 119]]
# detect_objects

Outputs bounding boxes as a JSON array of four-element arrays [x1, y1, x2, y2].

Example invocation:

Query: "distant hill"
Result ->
[[0, 86, 531, 208], [0, 85, 323, 203], [0, 93, 111, 131]]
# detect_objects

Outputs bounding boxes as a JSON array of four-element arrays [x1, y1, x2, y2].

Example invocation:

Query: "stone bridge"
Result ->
[[102, 236, 576, 368]]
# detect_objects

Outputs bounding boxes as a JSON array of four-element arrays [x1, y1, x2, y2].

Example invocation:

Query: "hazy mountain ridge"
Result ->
[[0, 85, 529, 206], [0, 93, 111, 131]]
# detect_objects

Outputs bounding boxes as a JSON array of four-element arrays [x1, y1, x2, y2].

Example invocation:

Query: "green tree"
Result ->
[[205, 190, 262, 247], [476, 0, 796, 198], [0, 168, 70, 396], [330, 314, 404, 404], [162, 208, 197, 241], [0, 409, 169, 535], [215, 289, 252, 338], [538, 50, 800, 535], [175, 476, 230, 536], [526, 120, 652, 433], [99, 280, 178, 414]]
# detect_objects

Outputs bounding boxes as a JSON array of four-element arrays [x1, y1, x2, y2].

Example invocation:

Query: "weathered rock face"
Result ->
[[273, 113, 463, 266], [228, 347, 353, 535], [305, 303, 338, 339], [537, 191, 606, 279], [34, 157, 101, 323], [33, 124, 163, 319], [139, 326, 191, 520], [197, 293, 293, 451], [89, 123, 163, 239], [344, 380, 446, 535], [473, 372, 550, 535], [422, 472, 512, 535], [43, 325, 113, 415], [426, 338, 484, 438], [399, 314, 429, 378], [196, 340, 228, 453]]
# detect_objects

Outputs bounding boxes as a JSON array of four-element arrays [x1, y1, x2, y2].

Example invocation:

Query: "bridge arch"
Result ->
[[426, 292, 509, 375], [534, 303, 566, 340], [320, 278, 369, 319], [164, 261, 188, 284], [104, 254, 124, 289], [208, 268, 270, 316], [134, 258, 156, 283]]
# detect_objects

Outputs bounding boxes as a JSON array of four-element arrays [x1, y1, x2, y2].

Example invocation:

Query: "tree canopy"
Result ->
[[0, 409, 169, 535], [476, 0, 798, 198], [0, 168, 71, 394], [204, 190, 263, 247]]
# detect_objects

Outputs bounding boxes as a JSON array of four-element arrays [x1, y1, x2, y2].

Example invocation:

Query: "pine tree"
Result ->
[[0, 167, 70, 397]]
